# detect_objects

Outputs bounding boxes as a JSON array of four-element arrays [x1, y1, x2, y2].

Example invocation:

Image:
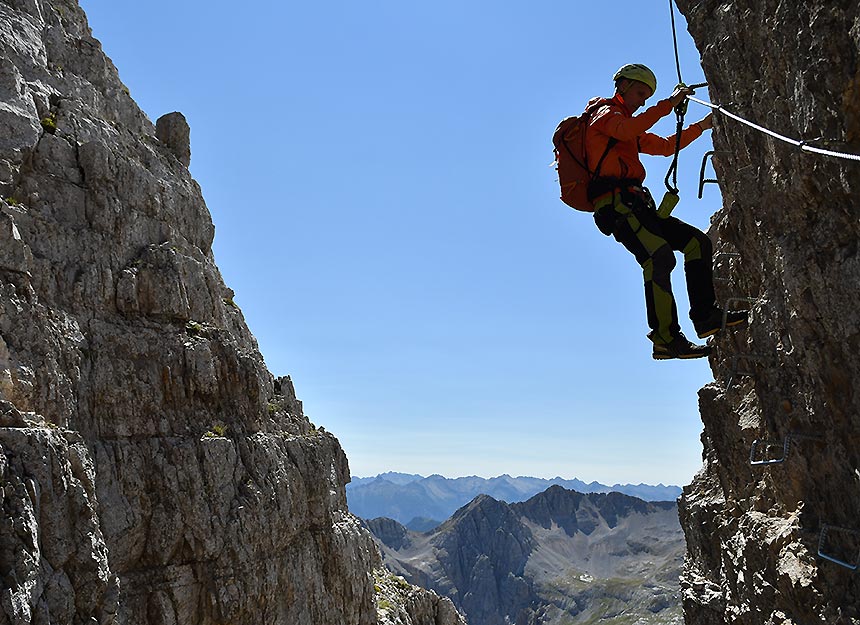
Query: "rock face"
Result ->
[[372, 487, 685, 625], [0, 1, 464, 624], [374, 569, 466, 625], [675, 1, 860, 624], [155, 112, 191, 168], [366, 517, 414, 551]]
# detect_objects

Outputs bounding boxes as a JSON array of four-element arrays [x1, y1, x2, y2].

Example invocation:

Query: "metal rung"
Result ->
[[721, 296, 761, 330], [698, 150, 726, 199], [713, 252, 741, 284], [714, 252, 741, 261], [750, 432, 824, 466], [726, 353, 770, 390], [818, 525, 860, 570], [724, 296, 760, 308], [749, 437, 791, 465], [730, 353, 768, 374]]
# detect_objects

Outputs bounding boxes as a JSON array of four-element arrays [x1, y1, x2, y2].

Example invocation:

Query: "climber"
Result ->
[[587, 64, 747, 360]]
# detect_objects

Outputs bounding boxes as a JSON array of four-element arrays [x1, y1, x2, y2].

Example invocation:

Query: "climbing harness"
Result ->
[[663, 0, 684, 198], [662, 107, 684, 196], [659, 1, 711, 217], [662, 81, 709, 197]]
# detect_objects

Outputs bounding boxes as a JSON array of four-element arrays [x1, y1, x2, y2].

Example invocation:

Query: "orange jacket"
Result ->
[[586, 93, 703, 183]]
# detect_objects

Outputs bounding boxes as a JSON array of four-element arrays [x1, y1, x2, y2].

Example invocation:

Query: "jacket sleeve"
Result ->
[[639, 123, 704, 156], [592, 99, 674, 141]]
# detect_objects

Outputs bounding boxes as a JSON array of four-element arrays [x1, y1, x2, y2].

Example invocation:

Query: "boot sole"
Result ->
[[695, 318, 747, 339], [652, 350, 711, 360]]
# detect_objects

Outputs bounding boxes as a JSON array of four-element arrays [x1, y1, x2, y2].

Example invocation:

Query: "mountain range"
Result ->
[[347, 472, 682, 528], [366, 485, 684, 625]]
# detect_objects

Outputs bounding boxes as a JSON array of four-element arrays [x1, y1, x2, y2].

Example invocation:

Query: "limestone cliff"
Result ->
[[675, 1, 860, 623], [0, 1, 464, 624]]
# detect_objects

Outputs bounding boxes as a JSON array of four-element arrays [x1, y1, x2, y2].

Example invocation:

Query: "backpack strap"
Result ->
[[557, 124, 581, 164], [570, 98, 618, 178], [586, 98, 619, 176], [591, 137, 618, 179]]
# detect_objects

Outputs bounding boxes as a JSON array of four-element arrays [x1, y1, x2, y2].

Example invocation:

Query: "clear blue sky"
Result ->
[[79, 0, 723, 486]]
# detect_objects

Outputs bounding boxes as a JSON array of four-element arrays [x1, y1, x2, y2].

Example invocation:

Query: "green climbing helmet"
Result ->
[[613, 64, 657, 94]]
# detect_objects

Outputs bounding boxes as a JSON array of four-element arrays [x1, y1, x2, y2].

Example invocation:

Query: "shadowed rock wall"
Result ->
[[675, 1, 860, 623], [0, 1, 464, 624]]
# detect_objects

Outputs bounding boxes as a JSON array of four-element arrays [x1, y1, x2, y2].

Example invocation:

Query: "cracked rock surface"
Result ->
[[675, 1, 860, 624], [0, 1, 463, 623]]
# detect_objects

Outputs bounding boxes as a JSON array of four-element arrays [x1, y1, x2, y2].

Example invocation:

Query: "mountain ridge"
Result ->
[[348, 472, 682, 527], [367, 485, 684, 625]]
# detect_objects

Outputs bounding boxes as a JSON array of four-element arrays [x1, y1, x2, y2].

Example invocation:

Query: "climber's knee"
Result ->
[[650, 245, 675, 291], [683, 231, 712, 263]]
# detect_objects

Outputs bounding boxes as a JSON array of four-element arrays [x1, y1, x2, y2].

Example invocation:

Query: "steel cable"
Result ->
[[688, 96, 860, 163]]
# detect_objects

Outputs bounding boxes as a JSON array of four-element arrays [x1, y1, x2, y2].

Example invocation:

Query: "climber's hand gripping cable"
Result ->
[[669, 83, 693, 114]]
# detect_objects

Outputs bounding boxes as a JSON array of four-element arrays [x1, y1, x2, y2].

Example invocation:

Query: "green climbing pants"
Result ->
[[593, 186, 716, 344]]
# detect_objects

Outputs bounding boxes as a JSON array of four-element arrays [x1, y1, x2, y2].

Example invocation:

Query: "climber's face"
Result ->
[[618, 79, 654, 112]]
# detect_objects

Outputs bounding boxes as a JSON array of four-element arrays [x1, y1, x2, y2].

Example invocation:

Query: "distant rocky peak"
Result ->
[[369, 484, 685, 625], [364, 517, 412, 550], [514, 485, 670, 536]]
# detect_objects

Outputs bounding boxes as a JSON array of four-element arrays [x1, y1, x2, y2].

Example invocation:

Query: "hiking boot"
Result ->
[[694, 308, 749, 339], [651, 332, 712, 360]]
